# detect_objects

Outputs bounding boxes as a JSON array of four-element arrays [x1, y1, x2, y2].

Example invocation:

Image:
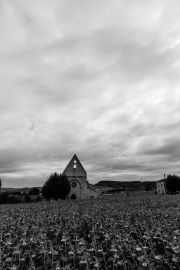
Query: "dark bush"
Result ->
[[0, 192, 10, 204], [36, 195, 42, 202], [42, 173, 70, 200], [166, 175, 180, 193], [23, 194, 32, 203], [28, 187, 40, 195], [9, 195, 22, 204]]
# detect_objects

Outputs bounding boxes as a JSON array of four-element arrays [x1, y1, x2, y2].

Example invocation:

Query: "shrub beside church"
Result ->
[[42, 173, 71, 200]]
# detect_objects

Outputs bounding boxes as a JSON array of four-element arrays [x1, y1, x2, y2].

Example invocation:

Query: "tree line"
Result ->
[[0, 173, 180, 204], [0, 173, 70, 204]]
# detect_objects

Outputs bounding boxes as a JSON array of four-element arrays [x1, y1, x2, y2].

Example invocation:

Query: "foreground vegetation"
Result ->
[[1, 194, 180, 270]]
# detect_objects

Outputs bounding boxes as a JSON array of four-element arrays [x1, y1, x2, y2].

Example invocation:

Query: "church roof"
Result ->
[[63, 154, 87, 174]]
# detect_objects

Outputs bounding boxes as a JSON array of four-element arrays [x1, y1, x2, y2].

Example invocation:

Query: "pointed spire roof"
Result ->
[[63, 154, 87, 174]]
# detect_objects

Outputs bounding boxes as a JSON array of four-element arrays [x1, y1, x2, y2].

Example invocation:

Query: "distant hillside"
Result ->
[[1, 187, 42, 193], [95, 180, 156, 190]]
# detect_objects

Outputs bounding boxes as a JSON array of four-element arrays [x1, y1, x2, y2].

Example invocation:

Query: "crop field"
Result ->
[[1, 194, 180, 270]]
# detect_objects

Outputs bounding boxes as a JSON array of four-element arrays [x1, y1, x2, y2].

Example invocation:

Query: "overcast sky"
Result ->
[[0, 0, 180, 187]]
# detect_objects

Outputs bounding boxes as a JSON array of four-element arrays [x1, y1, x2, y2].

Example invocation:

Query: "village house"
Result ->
[[63, 154, 100, 199], [156, 179, 167, 194]]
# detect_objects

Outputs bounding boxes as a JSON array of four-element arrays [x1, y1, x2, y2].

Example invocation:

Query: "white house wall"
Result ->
[[156, 182, 166, 194]]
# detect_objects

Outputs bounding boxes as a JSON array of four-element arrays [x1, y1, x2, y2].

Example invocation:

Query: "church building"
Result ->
[[63, 154, 100, 199]]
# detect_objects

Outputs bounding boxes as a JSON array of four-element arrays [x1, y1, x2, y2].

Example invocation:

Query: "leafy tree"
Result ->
[[166, 175, 180, 193], [28, 187, 40, 195], [42, 173, 70, 200]]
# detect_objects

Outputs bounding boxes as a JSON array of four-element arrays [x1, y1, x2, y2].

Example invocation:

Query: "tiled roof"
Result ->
[[156, 179, 166, 183]]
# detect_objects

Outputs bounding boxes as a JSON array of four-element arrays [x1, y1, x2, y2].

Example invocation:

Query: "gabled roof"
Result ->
[[156, 179, 166, 183], [63, 154, 86, 174]]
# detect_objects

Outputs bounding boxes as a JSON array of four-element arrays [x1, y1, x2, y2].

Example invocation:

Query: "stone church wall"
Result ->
[[63, 154, 100, 199]]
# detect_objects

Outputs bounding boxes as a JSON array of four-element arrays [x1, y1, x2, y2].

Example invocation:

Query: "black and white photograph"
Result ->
[[0, 0, 180, 269]]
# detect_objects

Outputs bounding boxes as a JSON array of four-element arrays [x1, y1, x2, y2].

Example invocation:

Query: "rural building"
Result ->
[[63, 154, 100, 199], [156, 179, 167, 194]]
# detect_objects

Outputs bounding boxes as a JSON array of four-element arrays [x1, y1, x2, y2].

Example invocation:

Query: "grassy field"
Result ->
[[0, 193, 180, 270]]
